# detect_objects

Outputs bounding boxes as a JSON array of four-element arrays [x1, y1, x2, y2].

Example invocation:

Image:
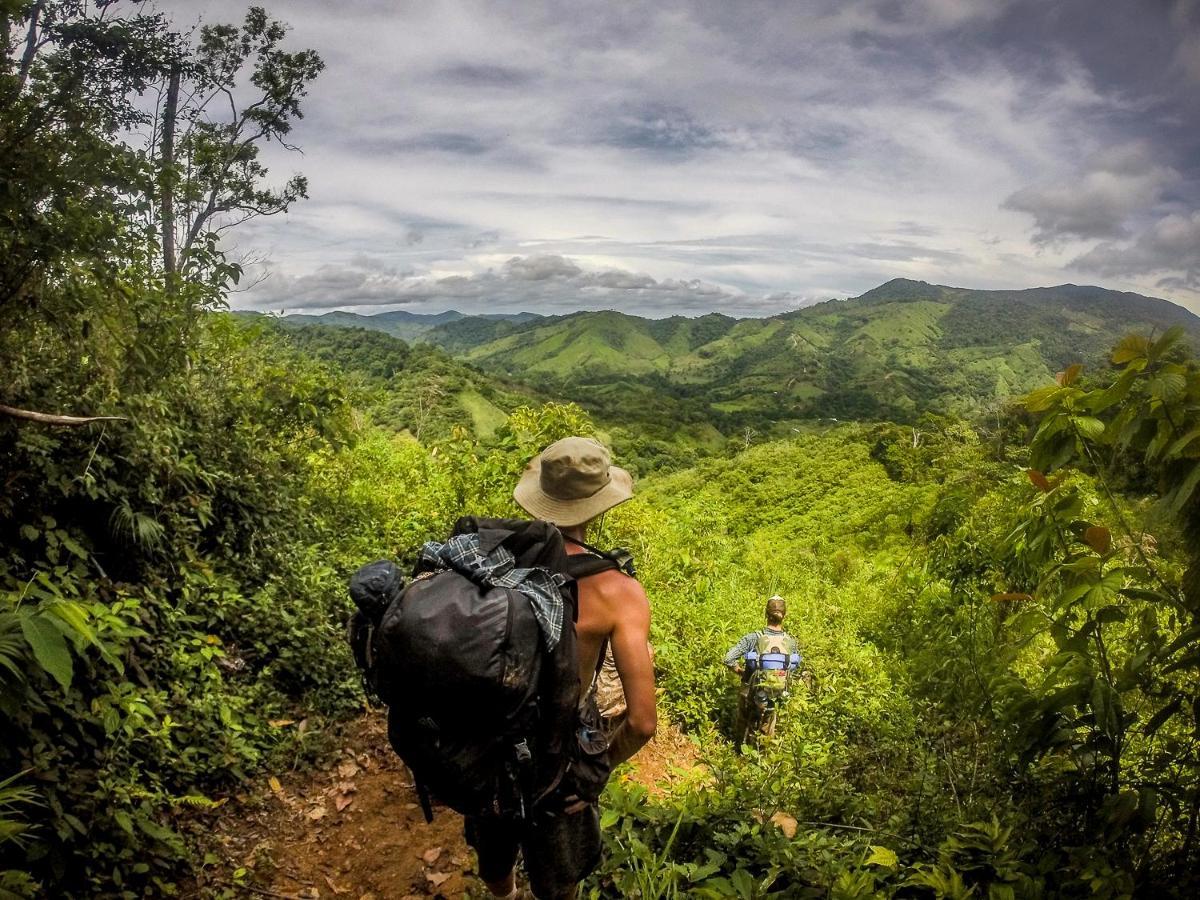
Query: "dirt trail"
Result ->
[[194, 713, 702, 900]]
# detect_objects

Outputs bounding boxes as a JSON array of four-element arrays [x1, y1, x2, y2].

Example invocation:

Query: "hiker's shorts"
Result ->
[[465, 798, 602, 900]]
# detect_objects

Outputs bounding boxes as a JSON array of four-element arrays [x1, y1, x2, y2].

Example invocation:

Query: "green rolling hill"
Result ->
[[249, 319, 542, 441], [254, 279, 1200, 450], [437, 279, 1200, 428]]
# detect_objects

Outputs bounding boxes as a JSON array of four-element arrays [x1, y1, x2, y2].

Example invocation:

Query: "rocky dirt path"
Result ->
[[190, 713, 702, 900]]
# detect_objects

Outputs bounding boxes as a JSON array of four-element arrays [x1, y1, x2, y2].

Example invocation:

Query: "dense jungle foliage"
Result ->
[[258, 321, 538, 441], [588, 332, 1200, 898], [3, 3, 1200, 899]]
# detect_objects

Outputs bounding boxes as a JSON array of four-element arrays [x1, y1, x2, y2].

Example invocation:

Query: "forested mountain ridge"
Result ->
[[255, 320, 540, 440], [240, 309, 541, 344], [265, 279, 1200, 460], [272, 279, 1200, 367], [442, 279, 1200, 426]]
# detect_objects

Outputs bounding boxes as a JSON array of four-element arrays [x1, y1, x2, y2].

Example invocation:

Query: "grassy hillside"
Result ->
[[441, 279, 1200, 431], [255, 319, 541, 440]]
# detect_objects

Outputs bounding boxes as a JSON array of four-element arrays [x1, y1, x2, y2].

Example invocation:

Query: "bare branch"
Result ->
[[0, 403, 127, 426]]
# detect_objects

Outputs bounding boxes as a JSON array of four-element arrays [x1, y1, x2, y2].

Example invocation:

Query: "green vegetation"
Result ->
[[584, 331, 1200, 896], [4, 2, 1200, 898], [273, 279, 1200, 475], [303, 279, 1199, 442], [256, 319, 540, 441], [249, 309, 541, 345]]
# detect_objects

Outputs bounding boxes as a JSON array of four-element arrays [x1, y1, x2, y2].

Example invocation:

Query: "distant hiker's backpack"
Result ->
[[347, 517, 626, 822], [745, 630, 800, 695]]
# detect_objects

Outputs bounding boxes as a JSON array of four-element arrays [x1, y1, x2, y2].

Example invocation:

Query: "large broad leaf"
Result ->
[[1165, 426, 1200, 460], [44, 601, 97, 648], [1027, 469, 1053, 492], [1111, 334, 1150, 365], [1071, 416, 1105, 440], [1024, 385, 1066, 413], [1083, 526, 1112, 555], [1168, 462, 1200, 516], [866, 846, 899, 868], [1149, 326, 1185, 362], [1084, 571, 1126, 609], [1149, 370, 1187, 404], [1083, 368, 1136, 413], [18, 614, 73, 691]]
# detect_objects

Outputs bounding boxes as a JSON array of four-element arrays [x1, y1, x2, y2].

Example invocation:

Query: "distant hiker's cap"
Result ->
[[514, 436, 634, 527], [766, 595, 786, 618]]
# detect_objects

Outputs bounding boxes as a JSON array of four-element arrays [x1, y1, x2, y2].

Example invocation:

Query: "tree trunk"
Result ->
[[160, 65, 181, 279], [17, 0, 45, 90]]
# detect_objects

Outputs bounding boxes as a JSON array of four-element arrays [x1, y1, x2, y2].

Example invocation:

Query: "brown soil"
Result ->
[[193, 712, 703, 900]]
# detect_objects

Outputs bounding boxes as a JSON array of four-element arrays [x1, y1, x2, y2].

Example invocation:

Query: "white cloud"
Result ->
[[1072, 211, 1200, 292], [245, 253, 802, 316], [154, 1, 1200, 316], [1003, 142, 1181, 244]]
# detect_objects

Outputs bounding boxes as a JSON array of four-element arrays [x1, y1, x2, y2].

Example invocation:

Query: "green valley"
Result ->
[[281, 280, 1200, 438], [450, 280, 1200, 428]]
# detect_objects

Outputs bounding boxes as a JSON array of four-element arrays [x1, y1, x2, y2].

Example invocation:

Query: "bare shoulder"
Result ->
[[589, 568, 647, 601], [589, 571, 649, 629]]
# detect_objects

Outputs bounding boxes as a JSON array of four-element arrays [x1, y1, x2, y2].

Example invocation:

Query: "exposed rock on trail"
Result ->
[[194, 713, 702, 899]]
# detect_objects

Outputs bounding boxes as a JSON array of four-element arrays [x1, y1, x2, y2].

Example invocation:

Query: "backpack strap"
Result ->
[[562, 537, 637, 578], [561, 553, 621, 580], [560, 548, 627, 686], [414, 778, 434, 824]]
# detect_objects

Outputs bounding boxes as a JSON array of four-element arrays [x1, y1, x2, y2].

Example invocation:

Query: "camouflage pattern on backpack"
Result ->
[[747, 630, 800, 695]]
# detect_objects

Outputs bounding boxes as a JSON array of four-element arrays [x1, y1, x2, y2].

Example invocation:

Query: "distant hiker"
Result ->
[[347, 436, 654, 900], [724, 595, 802, 745]]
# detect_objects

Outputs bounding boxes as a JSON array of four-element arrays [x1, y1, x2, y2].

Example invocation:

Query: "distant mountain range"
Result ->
[[257, 279, 1200, 428], [254, 308, 542, 343]]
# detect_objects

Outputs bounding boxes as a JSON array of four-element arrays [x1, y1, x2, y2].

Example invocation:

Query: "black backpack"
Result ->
[[347, 517, 626, 822]]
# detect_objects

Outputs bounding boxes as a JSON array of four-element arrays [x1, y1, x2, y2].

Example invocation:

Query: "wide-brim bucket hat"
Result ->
[[514, 436, 634, 527]]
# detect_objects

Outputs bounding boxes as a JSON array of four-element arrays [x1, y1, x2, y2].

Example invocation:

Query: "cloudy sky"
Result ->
[[162, 0, 1200, 317]]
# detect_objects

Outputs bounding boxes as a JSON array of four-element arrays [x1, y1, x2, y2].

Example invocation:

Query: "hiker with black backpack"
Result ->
[[724, 595, 802, 746], [347, 436, 655, 900]]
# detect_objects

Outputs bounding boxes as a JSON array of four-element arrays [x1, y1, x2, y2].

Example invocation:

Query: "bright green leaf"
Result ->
[[18, 614, 73, 691], [866, 845, 899, 868]]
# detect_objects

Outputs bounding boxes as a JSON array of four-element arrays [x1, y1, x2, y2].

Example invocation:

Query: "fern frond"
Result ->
[[0, 772, 39, 851], [0, 614, 26, 683], [108, 503, 166, 549]]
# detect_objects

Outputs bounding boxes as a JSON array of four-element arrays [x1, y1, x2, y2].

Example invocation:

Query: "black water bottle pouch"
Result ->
[[567, 690, 612, 803]]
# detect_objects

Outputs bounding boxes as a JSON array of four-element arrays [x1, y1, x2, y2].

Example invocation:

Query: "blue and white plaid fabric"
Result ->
[[418, 533, 568, 649]]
